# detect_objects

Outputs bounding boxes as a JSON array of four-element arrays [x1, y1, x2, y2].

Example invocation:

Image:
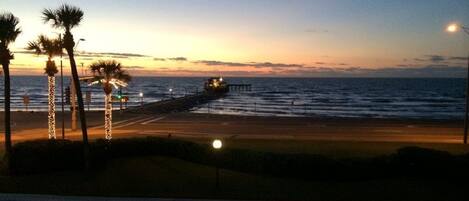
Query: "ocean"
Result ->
[[0, 76, 465, 120]]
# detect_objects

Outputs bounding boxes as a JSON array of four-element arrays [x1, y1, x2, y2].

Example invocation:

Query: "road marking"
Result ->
[[113, 116, 155, 129], [113, 117, 145, 125], [141, 116, 166, 125], [89, 116, 143, 129]]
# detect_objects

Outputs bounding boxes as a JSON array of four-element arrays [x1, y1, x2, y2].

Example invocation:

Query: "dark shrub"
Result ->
[[385, 146, 469, 178], [11, 140, 83, 174], [9, 137, 469, 180]]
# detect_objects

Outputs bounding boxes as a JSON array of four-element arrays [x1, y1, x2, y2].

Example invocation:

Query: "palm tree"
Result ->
[[27, 35, 62, 139], [0, 13, 21, 171], [88, 60, 131, 140], [42, 4, 90, 166]]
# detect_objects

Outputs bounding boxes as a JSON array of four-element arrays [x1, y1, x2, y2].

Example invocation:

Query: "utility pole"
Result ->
[[465, 53, 469, 144], [60, 33, 65, 139], [446, 23, 469, 144]]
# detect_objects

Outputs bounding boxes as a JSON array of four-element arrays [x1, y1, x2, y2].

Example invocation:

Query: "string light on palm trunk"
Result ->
[[88, 60, 131, 140], [104, 93, 112, 140], [48, 76, 56, 139]]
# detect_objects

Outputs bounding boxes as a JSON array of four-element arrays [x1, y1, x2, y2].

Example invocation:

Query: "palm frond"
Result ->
[[0, 13, 22, 46], [26, 41, 42, 54], [87, 60, 132, 89], [41, 8, 59, 27], [42, 4, 83, 31], [26, 34, 63, 58]]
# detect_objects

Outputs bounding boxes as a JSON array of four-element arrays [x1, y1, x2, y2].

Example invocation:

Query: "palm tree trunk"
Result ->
[[2, 62, 12, 172], [104, 92, 112, 140], [64, 31, 89, 169], [70, 80, 77, 131], [48, 75, 56, 139]]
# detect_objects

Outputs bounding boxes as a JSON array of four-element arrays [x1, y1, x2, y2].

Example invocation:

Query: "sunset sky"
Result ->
[[1, 0, 468, 77]]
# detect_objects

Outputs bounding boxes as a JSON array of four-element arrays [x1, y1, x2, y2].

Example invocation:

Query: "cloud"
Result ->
[[314, 61, 348, 66], [252, 62, 303, 68], [14, 50, 150, 59], [278, 65, 465, 78], [425, 55, 446, 63], [80, 52, 150, 58], [449, 56, 468, 61], [168, 57, 187, 61], [194, 60, 303, 69], [305, 28, 329, 33], [153, 57, 166, 61], [194, 60, 248, 67], [413, 54, 467, 64], [125, 66, 146, 70]]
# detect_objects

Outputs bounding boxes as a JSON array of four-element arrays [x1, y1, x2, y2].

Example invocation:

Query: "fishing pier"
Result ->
[[227, 84, 252, 92]]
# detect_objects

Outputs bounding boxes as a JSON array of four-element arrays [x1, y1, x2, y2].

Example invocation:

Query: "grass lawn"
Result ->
[[0, 156, 466, 201]]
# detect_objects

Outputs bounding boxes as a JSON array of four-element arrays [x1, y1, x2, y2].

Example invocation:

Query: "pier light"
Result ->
[[139, 92, 143, 97], [212, 139, 223, 149], [219, 77, 223, 82], [169, 88, 173, 92]]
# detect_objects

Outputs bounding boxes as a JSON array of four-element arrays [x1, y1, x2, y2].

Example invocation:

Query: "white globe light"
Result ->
[[447, 24, 458, 33], [212, 139, 222, 149], [139, 92, 143, 97]]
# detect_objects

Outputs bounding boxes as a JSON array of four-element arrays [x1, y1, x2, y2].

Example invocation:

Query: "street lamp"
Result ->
[[446, 23, 469, 144], [446, 23, 469, 35], [53, 32, 66, 139], [169, 88, 173, 99], [139, 92, 144, 108], [70, 38, 86, 131], [212, 139, 222, 149], [212, 139, 223, 190], [75, 38, 86, 49]]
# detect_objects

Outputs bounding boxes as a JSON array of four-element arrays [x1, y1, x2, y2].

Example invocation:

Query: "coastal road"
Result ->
[[90, 113, 464, 144], [2, 111, 464, 144]]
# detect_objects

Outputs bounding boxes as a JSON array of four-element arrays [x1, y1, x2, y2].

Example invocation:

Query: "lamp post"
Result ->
[[212, 139, 223, 191], [169, 88, 173, 99], [70, 38, 86, 131], [59, 33, 65, 139], [119, 87, 123, 112], [139, 92, 144, 108], [446, 23, 469, 144], [53, 32, 69, 138], [81, 62, 85, 76]]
